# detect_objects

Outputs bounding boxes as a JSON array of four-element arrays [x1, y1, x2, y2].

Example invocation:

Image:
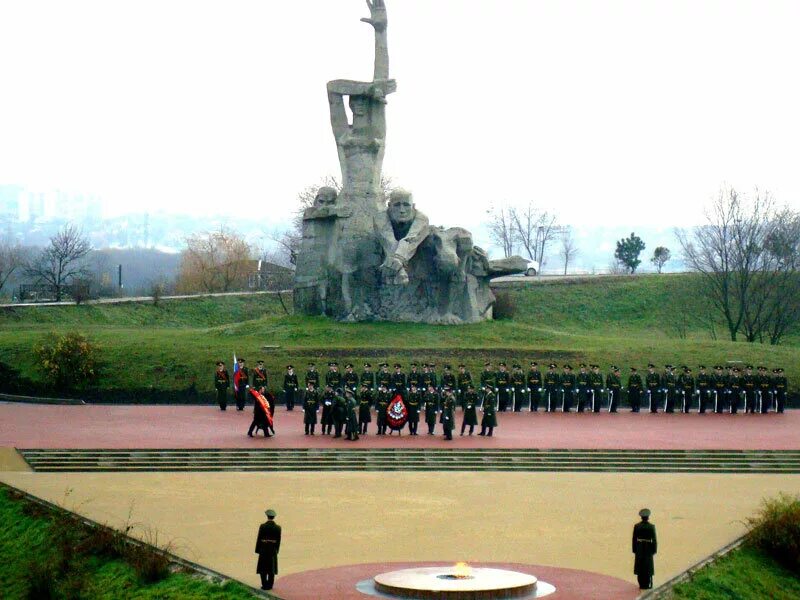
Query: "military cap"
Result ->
[[680, 365, 688, 370], [530, 361, 538, 366], [647, 363, 656, 369], [639, 508, 651, 518], [591, 364, 599, 369], [380, 362, 389, 367], [215, 360, 224, 366], [286, 364, 294, 369], [564, 364, 572, 370], [685, 367, 693, 373], [429, 363, 436, 367], [364, 363, 372, 368], [394, 363, 402, 368], [257, 359, 264, 364], [579, 363, 587, 368], [630, 366, 637, 371], [714, 365, 723, 370], [265, 508, 276, 518], [776, 368, 784, 373], [757, 365, 766, 370], [328, 361, 338, 366], [732, 367, 740, 373], [745, 365, 754, 370], [335, 387, 344, 394], [548, 363, 557, 369], [444, 364, 452, 370], [410, 382, 418, 388], [237, 357, 245, 362], [467, 383, 475, 388], [513, 364, 521, 369], [612, 365, 619, 372], [345, 388, 354, 396], [698, 365, 706, 369], [484, 362, 492, 367], [458, 364, 466, 368], [308, 362, 316, 366], [498, 362, 506, 367], [410, 362, 418, 367]]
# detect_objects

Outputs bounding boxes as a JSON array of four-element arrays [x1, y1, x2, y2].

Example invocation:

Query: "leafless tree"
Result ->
[[559, 227, 579, 275], [757, 208, 800, 344], [0, 238, 23, 295], [24, 224, 92, 301], [487, 204, 515, 258], [507, 203, 561, 266]]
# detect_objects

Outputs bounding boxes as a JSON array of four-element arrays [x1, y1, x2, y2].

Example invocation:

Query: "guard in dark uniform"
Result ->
[[561, 364, 576, 412], [283, 365, 298, 411], [360, 363, 375, 392], [773, 368, 787, 413], [743, 365, 757, 413], [662, 365, 677, 413], [544, 363, 560, 412], [696, 365, 710, 413], [678, 366, 695, 413], [343, 363, 359, 394], [757, 366, 771, 413], [424, 385, 439, 434], [712, 365, 728, 413], [632, 508, 657, 590], [253, 360, 268, 392], [441, 365, 456, 400], [214, 361, 230, 411], [303, 382, 319, 435], [645, 364, 660, 413], [377, 363, 392, 393], [729, 367, 743, 414], [590, 364, 603, 413], [247, 387, 271, 438], [457, 364, 473, 409], [627, 367, 643, 412], [606, 366, 622, 413], [461, 384, 478, 435], [358, 383, 373, 434], [422, 364, 437, 395], [480, 362, 495, 401], [332, 388, 347, 438], [255, 509, 281, 590], [305, 362, 320, 390], [495, 362, 511, 412], [391, 363, 407, 398], [406, 383, 422, 435], [407, 363, 422, 392], [441, 388, 456, 440], [375, 384, 390, 435], [325, 362, 342, 392], [345, 389, 360, 441], [527, 362, 542, 412], [235, 357, 250, 411], [321, 384, 335, 435], [511, 364, 526, 412], [479, 386, 497, 436]]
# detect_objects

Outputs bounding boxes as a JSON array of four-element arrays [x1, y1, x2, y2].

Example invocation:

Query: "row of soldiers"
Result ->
[[301, 380, 498, 439], [217, 360, 788, 415]]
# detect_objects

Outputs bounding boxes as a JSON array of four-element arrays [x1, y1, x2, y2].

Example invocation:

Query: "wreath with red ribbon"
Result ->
[[386, 394, 408, 430]]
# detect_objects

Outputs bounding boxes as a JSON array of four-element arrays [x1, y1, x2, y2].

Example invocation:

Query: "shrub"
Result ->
[[34, 332, 100, 392], [124, 529, 175, 584], [492, 290, 517, 320], [745, 493, 800, 572]]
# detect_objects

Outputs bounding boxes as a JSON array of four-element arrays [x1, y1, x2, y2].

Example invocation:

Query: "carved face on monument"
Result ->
[[349, 95, 370, 122], [388, 190, 416, 225], [314, 186, 338, 207]]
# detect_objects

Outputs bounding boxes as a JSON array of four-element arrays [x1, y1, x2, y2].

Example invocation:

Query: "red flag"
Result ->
[[250, 389, 274, 427]]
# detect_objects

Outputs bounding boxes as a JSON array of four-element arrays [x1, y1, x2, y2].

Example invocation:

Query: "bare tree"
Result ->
[[487, 204, 515, 258], [507, 203, 561, 266], [0, 238, 23, 295], [559, 227, 579, 275], [176, 227, 253, 293], [24, 224, 92, 301]]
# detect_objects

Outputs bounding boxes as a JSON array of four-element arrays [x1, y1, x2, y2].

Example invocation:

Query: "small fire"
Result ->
[[453, 562, 472, 579]]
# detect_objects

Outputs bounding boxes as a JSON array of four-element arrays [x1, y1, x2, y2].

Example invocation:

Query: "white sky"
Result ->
[[0, 0, 798, 230]]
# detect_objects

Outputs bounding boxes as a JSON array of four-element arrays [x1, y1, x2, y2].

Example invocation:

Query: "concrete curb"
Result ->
[[0, 289, 292, 309], [0, 392, 86, 405], [637, 534, 747, 599], [0, 481, 280, 599]]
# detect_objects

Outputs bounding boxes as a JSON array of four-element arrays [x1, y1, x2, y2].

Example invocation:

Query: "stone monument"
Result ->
[[294, 0, 526, 324]]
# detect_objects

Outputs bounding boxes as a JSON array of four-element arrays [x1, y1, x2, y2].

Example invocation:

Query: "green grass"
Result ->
[[669, 544, 800, 599], [0, 274, 797, 401], [0, 486, 261, 599]]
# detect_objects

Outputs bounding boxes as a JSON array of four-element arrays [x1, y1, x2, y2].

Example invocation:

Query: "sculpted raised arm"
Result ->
[[327, 85, 348, 140], [361, 0, 389, 81]]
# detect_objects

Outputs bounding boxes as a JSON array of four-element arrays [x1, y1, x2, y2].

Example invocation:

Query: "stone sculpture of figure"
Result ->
[[374, 189, 430, 285]]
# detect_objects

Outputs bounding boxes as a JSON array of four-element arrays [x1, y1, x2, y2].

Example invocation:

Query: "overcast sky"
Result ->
[[1, 0, 798, 231]]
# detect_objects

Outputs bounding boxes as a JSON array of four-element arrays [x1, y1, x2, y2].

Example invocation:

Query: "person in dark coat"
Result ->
[[333, 388, 347, 438], [632, 508, 657, 590], [283, 365, 298, 411], [424, 385, 439, 434], [345, 389, 360, 440], [375, 384, 391, 435], [303, 382, 319, 435], [479, 387, 497, 436], [406, 384, 422, 435], [255, 508, 281, 590], [247, 387, 271, 438], [440, 389, 455, 440], [321, 384, 335, 435], [460, 384, 478, 436], [214, 361, 230, 410], [358, 383, 373, 434]]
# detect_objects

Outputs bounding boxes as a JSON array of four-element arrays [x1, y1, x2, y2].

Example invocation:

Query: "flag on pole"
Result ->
[[233, 353, 240, 393]]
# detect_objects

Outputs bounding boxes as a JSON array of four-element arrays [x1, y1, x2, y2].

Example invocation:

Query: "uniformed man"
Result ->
[[561, 364, 576, 412], [479, 385, 497, 436], [590, 364, 603, 413], [422, 363, 437, 394], [343, 363, 359, 394], [358, 382, 373, 434], [332, 388, 347, 438], [678, 366, 695, 413], [606, 366, 622, 413], [696, 365, 710, 413], [575, 364, 590, 413], [377, 362, 392, 391], [214, 361, 230, 411], [247, 387, 272, 438], [255, 509, 281, 590], [544, 363, 560, 412], [662, 365, 677, 413], [645, 363, 660, 413], [511, 364, 526, 412], [321, 383, 335, 435], [390, 363, 407, 398], [627, 367, 643, 412], [495, 362, 511, 412], [252, 360, 268, 391], [406, 383, 422, 435], [305, 362, 320, 389], [757, 366, 771, 413], [632, 508, 657, 590], [440, 388, 456, 440], [441, 365, 457, 398], [344, 389, 360, 441], [360, 362, 375, 392], [283, 365, 298, 411], [712, 365, 728, 413], [407, 362, 422, 391], [457, 364, 473, 409], [424, 385, 439, 434], [743, 365, 757, 413], [375, 383, 391, 435], [461, 383, 479, 435], [303, 382, 319, 435], [773, 368, 787, 413], [480, 362, 495, 399], [729, 367, 743, 414], [325, 362, 342, 391], [428, 363, 439, 391], [527, 362, 542, 412], [235, 357, 250, 411]]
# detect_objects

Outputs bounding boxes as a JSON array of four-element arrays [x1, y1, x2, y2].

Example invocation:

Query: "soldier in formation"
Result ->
[[460, 383, 478, 435], [283, 365, 298, 411], [303, 382, 318, 435], [424, 384, 439, 434], [479, 385, 497, 436], [214, 361, 230, 411]]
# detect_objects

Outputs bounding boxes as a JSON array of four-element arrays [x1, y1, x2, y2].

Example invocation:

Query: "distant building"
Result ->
[[246, 260, 294, 291]]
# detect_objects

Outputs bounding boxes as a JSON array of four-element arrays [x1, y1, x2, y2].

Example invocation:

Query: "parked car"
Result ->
[[525, 261, 540, 276]]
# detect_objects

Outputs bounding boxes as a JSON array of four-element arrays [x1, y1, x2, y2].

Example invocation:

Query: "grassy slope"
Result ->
[[669, 544, 800, 599], [0, 487, 259, 599], [0, 274, 797, 398]]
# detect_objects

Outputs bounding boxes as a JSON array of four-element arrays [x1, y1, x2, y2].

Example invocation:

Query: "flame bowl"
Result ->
[[373, 566, 538, 599]]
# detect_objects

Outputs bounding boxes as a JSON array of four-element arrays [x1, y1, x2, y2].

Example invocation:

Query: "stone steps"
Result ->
[[18, 449, 800, 473]]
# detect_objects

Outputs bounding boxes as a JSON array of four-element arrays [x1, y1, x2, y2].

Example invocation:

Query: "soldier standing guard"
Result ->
[[422, 363, 437, 394], [527, 362, 542, 411], [678, 367, 695, 413], [391, 363, 407, 398], [214, 361, 230, 411], [424, 385, 439, 434], [729, 368, 743, 414], [712, 365, 727, 413], [283, 365, 298, 411], [743, 365, 757, 413], [576, 364, 590, 412], [255, 509, 281, 591], [377, 363, 392, 393], [627, 367, 643, 412], [406, 383, 421, 435], [343, 363, 359, 394], [440, 389, 455, 440], [325, 362, 342, 391], [345, 389, 360, 441], [441, 365, 456, 399], [696, 365, 710, 413], [495, 362, 511, 412], [235, 357, 250, 411], [589, 364, 603, 413], [321, 384, 335, 434], [632, 508, 657, 590], [773, 368, 787, 413], [757, 366, 771, 413], [305, 362, 320, 389], [358, 382, 373, 434], [303, 382, 319, 435], [407, 362, 422, 392], [460, 384, 478, 435], [333, 388, 347, 438], [511, 364, 525, 412], [480, 362, 495, 401], [457, 364, 472, 409], [479, 386, 497, 436], [645, 364, 660, 413], [375, 383, 391, 435], [360, 362, 375, 392], [561, 364, 576, 412], [662, 365, 677, 413], [253, 360, 268, 392], [606, 366, 622, 412], [544, 364, 560, 412]]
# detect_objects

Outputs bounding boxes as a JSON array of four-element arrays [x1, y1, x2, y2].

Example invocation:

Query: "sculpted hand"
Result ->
[[361, 0, 387, 32]]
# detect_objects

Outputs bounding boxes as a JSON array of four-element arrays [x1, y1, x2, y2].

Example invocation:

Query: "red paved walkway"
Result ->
[[1, 403, 798, 449], [274, 562, 639, 600]]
